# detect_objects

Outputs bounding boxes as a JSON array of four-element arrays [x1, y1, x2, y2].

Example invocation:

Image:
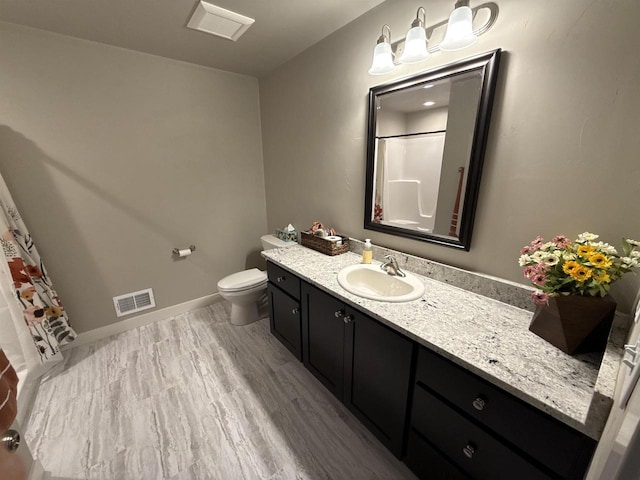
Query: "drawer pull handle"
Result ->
[[292, 307, 300, 315], [462, 443, 476, 459], [343, 315, 353, 324], [472, 397, 486, 411], [335, 310, 345, 318], [277, 276, 285, 283]]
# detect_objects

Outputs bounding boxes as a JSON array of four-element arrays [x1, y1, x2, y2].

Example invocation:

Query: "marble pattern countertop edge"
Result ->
[[262, 244, 628, 441]]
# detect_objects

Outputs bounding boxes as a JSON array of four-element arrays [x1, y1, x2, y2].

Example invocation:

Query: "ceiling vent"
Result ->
[[187, 1, 255, 41], [113, 288, 156, 317]]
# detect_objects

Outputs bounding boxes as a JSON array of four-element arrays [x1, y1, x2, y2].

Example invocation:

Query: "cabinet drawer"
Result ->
[[404, 429, 470, 480], [415, 348, 595, 479], [267, 262, 300, 300], [412, 385, 552, 480]]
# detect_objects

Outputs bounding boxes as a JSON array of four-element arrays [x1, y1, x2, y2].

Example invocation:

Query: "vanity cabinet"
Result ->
[[405, 347, 596, 480], [265, 260, 597, 478], [301, 282, 415, 457], [267, 262, 302, 361]]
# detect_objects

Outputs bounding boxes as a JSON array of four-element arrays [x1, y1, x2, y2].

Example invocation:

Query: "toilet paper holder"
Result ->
[[172, 245, 196, 255]]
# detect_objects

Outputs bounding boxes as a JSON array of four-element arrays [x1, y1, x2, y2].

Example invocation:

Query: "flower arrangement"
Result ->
[[519, 232, 640, 305]]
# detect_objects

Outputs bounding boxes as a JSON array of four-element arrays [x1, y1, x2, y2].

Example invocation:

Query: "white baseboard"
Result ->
[[64, 293, 222, 349]]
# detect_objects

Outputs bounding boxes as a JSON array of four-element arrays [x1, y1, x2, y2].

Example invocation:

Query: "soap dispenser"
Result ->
[[362, 239, 373, 264]]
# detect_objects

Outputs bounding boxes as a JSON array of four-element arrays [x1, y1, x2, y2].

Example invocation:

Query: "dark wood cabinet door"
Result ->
[[404, 430, 471, 480], [301, 282, 346, 401], [268, 284, 302, 360], [343, 307, 414, 458]]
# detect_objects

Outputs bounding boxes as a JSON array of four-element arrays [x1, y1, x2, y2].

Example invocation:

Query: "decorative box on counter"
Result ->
[[275, 228, 298, 243], [300, 231, 349, 256]]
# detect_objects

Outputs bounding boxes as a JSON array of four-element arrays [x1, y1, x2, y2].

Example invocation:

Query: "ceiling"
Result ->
[[0, 0, 386, 78]]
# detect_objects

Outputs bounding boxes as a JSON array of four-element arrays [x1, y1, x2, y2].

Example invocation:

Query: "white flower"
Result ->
[[632, 251, 640, 259], [622, 257, 639, 267], [531, 251, 547, 262], [563, 252, 577, 261], [540, 242, 556, 251], [577, 232, 599, 242], [518, 255, 531, 267], [542, 253, 560, 266], [627, 239, 640, 247], [591, 242, 618, 255]]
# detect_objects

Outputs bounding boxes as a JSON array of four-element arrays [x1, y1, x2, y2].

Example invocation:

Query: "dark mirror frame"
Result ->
[[364, 49, 501, 251]]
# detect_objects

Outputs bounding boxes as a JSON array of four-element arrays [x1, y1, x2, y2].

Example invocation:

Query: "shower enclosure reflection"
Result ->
[[364, 49, 501, 250], [375, 133, 446, 233]]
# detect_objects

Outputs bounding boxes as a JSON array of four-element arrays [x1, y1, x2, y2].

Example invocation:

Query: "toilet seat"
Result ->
[[217, 268, 267, 293]]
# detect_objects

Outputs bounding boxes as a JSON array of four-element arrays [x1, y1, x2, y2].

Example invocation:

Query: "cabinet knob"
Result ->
[[292, 307, 300, 315], [276, 276, 285, 283], [462, 443, 476, 459], [472, 396, 486, 411], [343, 315, 353, 324], [335, 310, 345, 318]]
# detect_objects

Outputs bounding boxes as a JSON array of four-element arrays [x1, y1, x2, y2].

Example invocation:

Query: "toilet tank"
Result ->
[[261, 234, 296, 250]]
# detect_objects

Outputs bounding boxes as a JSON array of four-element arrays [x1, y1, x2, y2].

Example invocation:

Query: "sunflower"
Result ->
[[562, 261, 580, 274], [576, 245, 595, 258], [570, 266, 593, 282], [588, 253, 612, 269], [593, 271, 611, 284]]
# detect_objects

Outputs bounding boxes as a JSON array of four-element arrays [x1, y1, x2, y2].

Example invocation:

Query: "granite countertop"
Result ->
[[263, 244, 627, 440]]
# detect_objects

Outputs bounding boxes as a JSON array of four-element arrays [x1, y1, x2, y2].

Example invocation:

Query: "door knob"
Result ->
[[1, 429, 20, 453], [276, 276, 285, 283], [292, 307, 300, 315], [335, 310, 345, 318], [343, 315, 353, 324]]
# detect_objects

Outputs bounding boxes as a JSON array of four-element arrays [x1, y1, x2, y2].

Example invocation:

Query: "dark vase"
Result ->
[[529, 295, 617, 354]]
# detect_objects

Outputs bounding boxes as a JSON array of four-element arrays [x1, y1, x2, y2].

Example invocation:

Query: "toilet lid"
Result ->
[[217, 268, 267, 292]]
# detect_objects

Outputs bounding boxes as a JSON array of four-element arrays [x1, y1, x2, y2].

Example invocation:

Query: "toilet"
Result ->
[[217, 234, 295, 326]]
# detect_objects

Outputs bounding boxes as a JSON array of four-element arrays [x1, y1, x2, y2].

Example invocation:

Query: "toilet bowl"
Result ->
[[217, 234, 296, 326]]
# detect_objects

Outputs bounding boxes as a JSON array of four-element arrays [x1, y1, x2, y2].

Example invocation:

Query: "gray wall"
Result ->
[[260, 0, 640, 310], [0, 22, 268, 333]]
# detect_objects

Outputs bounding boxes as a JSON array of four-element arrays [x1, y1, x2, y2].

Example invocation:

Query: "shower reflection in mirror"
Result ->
[[372, 72, 481, 238]]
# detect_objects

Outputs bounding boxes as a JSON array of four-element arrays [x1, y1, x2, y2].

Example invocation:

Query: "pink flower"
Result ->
[[529, 236, 544, 252], [531, 291, 549, 305], [520, 245, 532, 255], [532, 273, 547, 286], [23, 305, 45, 326], [523, 266, 536, 278], [552, 234, 571, 249]]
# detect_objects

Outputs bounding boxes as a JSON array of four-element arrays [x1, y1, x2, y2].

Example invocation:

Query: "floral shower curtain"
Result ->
[[0, 173, 75, 364]]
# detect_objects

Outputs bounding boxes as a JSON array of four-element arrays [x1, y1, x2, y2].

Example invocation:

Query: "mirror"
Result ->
[[364, 49, 501, 250]]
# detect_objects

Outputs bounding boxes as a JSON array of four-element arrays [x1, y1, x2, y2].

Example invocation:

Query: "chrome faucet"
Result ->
[[380, 254, 406, 277]]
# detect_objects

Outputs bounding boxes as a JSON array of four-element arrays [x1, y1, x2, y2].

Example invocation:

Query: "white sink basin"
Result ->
[[337, 263, 425, 302]]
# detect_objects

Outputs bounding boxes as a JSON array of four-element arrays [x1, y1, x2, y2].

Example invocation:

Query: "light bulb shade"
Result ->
[[439, 5, 477, 51], [368, 41, 395, 75], [398, 26, 429, 64]]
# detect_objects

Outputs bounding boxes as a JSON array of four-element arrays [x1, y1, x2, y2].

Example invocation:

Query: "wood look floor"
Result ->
[[24, 302, 417, 479]]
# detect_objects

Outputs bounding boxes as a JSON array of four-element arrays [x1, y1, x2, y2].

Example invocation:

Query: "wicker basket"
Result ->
[[300, 231, 349, 256]]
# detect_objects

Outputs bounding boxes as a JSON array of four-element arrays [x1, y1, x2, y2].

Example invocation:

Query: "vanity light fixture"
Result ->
[[368, 25, 396, 75], [439, 1, 478, 51], [367, 1, 498, 75], [398, 7, 429, 64], [423, 101, 436, 106]]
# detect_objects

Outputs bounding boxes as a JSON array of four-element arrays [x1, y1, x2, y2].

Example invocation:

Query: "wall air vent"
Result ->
[[113, 288, 156, 317]]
